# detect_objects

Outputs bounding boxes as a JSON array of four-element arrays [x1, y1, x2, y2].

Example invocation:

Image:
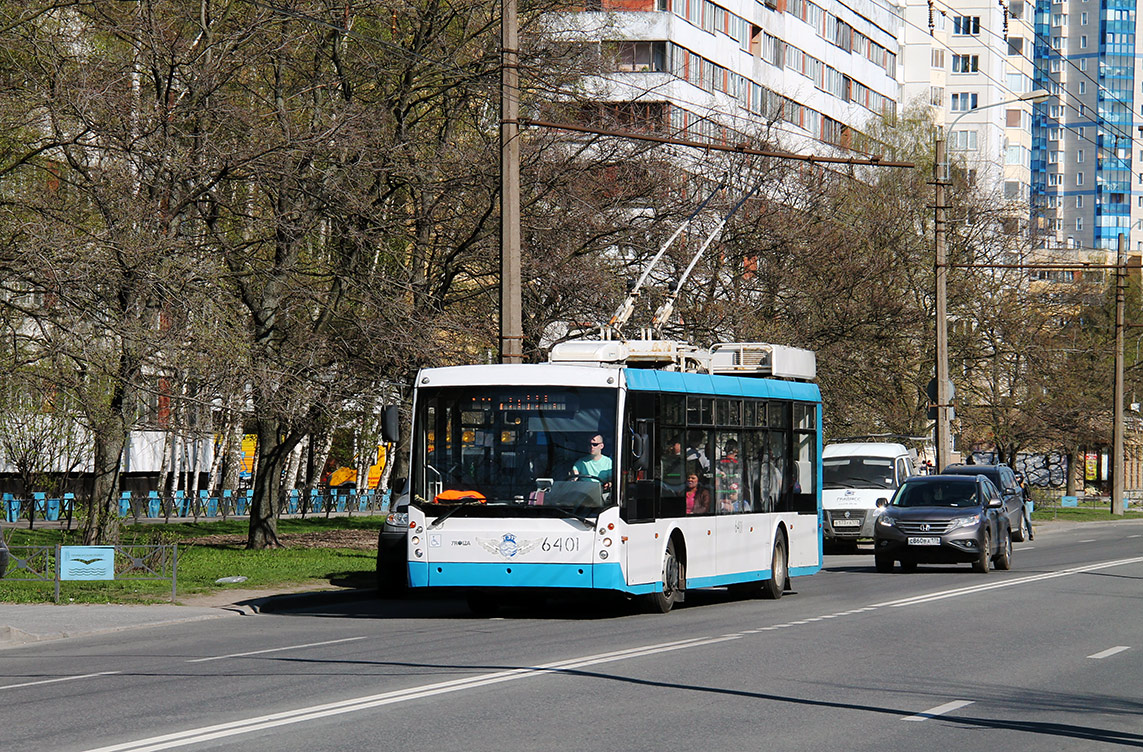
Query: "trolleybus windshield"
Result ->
[[412, 385, 618, 515]]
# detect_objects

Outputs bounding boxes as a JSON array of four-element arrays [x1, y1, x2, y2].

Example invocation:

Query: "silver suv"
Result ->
[[873, 474, 1012, 573]]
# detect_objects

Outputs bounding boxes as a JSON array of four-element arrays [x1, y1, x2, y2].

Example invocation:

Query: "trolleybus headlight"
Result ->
[[411, 536, 420, 545], [603, 538, 612, 547], [387, 512, 409, 528], [599, 550, 608, 559], [414, 549, 423, 558]]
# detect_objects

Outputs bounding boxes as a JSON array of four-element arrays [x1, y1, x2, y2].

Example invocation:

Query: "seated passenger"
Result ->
[[684, 473, 710, 515]]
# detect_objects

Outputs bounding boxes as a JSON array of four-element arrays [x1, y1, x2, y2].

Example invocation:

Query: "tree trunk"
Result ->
[[246, 419, 302, 549], [85, 428, 127, 545]]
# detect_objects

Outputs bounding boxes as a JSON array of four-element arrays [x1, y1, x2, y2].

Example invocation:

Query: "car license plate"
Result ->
[[907, 536, 940, 546], [832, 519, 861, 527]]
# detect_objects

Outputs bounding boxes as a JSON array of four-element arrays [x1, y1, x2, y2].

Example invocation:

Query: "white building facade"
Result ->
[[558, 0, 902, 156], [900, 0, 1039, 205]]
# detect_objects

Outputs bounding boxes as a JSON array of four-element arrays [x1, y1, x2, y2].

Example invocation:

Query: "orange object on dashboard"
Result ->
[[433, 490, 486, 503]]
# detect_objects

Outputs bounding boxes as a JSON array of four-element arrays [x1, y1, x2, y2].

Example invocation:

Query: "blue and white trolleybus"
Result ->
[[402, 339, 822, 612]]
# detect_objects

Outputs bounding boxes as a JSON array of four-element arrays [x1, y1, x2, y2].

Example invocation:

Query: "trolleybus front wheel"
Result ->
[[646, 538, 682, 613]]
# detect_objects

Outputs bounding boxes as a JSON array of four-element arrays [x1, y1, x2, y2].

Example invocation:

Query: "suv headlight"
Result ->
[[947, 514, 980, 531], [875, 514, 896, 529]]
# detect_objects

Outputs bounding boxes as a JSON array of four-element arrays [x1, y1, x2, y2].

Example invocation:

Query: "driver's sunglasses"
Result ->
[[590, 440, 603, 446]]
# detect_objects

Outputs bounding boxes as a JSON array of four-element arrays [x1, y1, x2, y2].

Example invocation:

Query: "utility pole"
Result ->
[[1113, 233, 1125, 515], [933, 131, 952, 471], [499, 0, 523, 364]]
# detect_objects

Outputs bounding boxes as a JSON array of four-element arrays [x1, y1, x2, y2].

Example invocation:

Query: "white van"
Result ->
[[822, 442, 916, 544]]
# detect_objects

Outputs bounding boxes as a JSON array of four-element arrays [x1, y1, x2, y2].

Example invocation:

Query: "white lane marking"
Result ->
[[1129, 535, 1142, 539], [1079, 539, 1097, 543], [874, 556, 1143, 609], [186, 637, 369, 663], [1088, 646, 1131, 659], [84, 554, 1143, 751], [902, 700, 974, 722], [85, 636, 738, 752], [0, 671, 121, 691], [1019, 546, 1035, 550]]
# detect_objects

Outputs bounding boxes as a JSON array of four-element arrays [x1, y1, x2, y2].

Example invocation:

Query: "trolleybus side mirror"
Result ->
[[381, 405, 400, 443]]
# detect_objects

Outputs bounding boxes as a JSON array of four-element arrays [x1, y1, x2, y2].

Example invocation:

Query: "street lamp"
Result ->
[[932, 88, 1051, 471]]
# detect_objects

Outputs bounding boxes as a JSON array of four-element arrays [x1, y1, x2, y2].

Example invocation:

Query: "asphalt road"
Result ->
[[4, 520, 1141, 752]]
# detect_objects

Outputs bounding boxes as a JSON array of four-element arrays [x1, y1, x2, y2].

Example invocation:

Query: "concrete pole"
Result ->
[[499, 0, 523, 363], [934, 131, 952, 471], [1113, 233, 1125, 514]]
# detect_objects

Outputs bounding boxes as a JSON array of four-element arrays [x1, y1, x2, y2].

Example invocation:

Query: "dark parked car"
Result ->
[[942, 463, 1032, 542], [376, 486, 409, 596], [873, 474, 1012, 573]]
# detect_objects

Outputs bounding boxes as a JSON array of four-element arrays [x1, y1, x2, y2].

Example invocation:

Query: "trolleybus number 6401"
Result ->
[[542, 536, 580, 552]]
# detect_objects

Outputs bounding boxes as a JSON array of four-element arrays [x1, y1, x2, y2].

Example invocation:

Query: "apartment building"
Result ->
[[1035, 0, 1139, 254], [900, 0, 1039, 207], [557, 0, 902, 156]]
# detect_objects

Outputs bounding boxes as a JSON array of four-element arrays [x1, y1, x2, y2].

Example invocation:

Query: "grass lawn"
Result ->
[[1032, 506, 1143, 523], [0, 517, 383, 605]]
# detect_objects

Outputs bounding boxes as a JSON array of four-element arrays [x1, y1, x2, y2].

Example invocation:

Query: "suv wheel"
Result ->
[[994, 528, 1013, 571], [972, 531, 992, 573]]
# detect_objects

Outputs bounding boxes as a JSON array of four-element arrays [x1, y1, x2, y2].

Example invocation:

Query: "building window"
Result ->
[[1080, 35, 1088, 48], [1081, 11, 1088, 23], [1077, 195, 1084, 208], [1050, 173, 1063, 186], [1078, 81, 1086, 94], [610, 41, 667, 72], [931, 86, 944, 106], [1050, 127, 1062, 141], [1077, 173, 1084, 186], [952, 54, 979, 72], [1051, 37, 1062, 49], [932, 49, 945, 68], [1050, 58, 1062, 72], [1076, 217, 1084, 231], [1008, 37, 1024, 55], [1050, 104, 1065, 118], [1049, 151, 1061, 164], [1080, 59, 1087, 71], [951, 92, 978, 111], [953, 16, 981, 35], [952, 129, 978, 150], [1077, 150, 1084, 163], [1051, 13, 1067, 25]]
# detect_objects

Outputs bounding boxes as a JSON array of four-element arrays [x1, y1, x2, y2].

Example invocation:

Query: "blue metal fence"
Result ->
[[3, 488, 389, 524]]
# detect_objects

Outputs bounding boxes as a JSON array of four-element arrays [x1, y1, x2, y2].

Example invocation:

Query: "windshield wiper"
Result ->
[[427, 499, 485, 529]]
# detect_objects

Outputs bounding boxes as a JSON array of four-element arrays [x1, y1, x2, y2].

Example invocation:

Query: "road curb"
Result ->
[[237, 587, 375, 614]]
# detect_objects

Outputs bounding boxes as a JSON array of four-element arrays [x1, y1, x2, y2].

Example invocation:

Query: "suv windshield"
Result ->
[[823, 456, 896, 489], [412, 385, 618, 514], [892, 479, 980, 508]]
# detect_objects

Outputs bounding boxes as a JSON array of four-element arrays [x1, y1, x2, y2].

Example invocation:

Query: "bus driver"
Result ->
[[572, 434, 613, 488]]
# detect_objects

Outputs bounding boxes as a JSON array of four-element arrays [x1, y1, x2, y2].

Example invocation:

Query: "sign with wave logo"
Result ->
[[60, 546, 116, 581]]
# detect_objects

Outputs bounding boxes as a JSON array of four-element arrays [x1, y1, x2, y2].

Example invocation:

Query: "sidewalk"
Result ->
[[0, 587, 371, 650]]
